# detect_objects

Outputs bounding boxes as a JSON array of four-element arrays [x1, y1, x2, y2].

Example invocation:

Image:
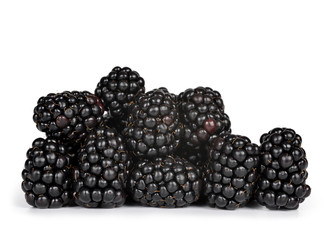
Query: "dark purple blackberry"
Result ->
[[128, 155, 202, 208], [95, 66, 145, 121], [123, 88, 183, 159], [256, 128, 311, 210], [178, 87, 231, 148], [73, 125, 132, 208], [21, 138, 72, 208], [204, 134, 260, 210], [33, 91, 104, 143]]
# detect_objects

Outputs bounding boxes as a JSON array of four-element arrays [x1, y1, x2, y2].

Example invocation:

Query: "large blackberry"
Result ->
[[128, 155, 202, 208], [256, 128, 311, 210], [123, 88, 183, 159], [179, 87, 231, 148], [73, 125, 132, 208], [204, 134, 260, 210], [21, 138, 72, 208], [33, 91, 104, 143], [95, 66, 145, 121]]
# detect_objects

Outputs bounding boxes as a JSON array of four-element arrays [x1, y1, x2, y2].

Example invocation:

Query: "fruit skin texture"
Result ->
[[123, 88, 183, 159], [256, 128, 311, 210], [178, 87, 231, 148], [21, 138, 72, 208], [73, 125, 132, 208], [204, 134, 260, 210], [33, 91, 104, 143], [95, 66, 145, 122], [128, 155, 202, 208]]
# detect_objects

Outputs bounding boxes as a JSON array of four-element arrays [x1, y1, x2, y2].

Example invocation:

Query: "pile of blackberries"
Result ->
[[22, 66, 311, 210]]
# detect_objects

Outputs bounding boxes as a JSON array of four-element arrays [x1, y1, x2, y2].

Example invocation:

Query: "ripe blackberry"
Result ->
[[179, 87, 231, 148], [128, 155, 202, 208], [256, 128, 311, 210], [33, 91, 104, 143], [123, 88, 183, 159], [73, 125, 132, 208], [21, 138, 72, 208], [204, 134, 260, 210], [95, 66, 145, 121]]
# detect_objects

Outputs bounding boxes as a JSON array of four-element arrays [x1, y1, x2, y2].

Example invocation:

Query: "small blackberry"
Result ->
[[73, 125, 132, 208], [128, 155, 202, 208], [33, 91, 104, 143], [256, 128, 311, 210], [21, 138, 72, 208], [204, 134, 260, 210], [179, 87, 231, 148], [95, 66, 145, 121], [123, 88, 183, 159]]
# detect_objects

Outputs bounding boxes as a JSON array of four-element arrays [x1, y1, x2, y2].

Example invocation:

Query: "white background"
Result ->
[[1, 0, 327, 239]]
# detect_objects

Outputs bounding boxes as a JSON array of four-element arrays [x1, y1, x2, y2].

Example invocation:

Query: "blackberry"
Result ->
[[95, 66, 145, 121], [179, 87, 231, 148], [73, 125, 132, 208], [123, 88, 183, 159], [256, 128, 311, 210], [33, 91, 104, 143], [204, 134, 260, 210], [128, 155, 202, 208], [21, 138, 72, 208]]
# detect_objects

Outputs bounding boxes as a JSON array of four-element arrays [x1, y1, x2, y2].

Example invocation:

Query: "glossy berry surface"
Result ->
[[128, 155, 202, 208], [256, 128, 311, 209], [33, 91, 104, 143], [123, 88, 183, 159], [95, 66, 145, 121], [178, 87, 231, 147], [21, 138, 72, 208], [73, 125, 132, 208], [204, 134, 260, 210]]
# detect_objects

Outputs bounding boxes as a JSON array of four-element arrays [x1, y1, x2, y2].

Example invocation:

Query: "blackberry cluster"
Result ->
[[95, 66, 145, 123], [204, 134, 260, 209], [128, 155, 202, 207], [22, 66, 312, 210], [33, 91, 104, 143], [178, 87, 231, 148], [73, 125, 132, 208], [123, 88, 183, 159], [21, 138, 72, 208], [255, 128, 311, 209]]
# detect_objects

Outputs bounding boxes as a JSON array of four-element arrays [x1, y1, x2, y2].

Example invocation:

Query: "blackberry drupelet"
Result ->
[[33, 91, 104, 143], [128, 155, 202, 208], [21, 138, 72, 208], [256, 128, 311, 210], [158, 87, 178, 101], [73, 125, 132, 208], [204, 134, 260, 210], [95, 66, 145, 121], [123, 88, 183, 159], [178, 87, 231, 148]]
